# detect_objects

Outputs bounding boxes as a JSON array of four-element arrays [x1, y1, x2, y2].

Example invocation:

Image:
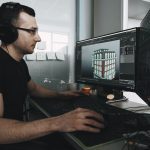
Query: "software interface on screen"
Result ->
[[81, 40, 120, 80], [78, 31, 136, 89]]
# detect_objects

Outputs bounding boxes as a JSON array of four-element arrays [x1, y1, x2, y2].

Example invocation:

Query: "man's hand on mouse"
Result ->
[[52, 108, 105, 133]]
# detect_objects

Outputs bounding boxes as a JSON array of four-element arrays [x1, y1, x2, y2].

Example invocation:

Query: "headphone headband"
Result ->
[[0, 2, 22, 44], [1, 2, 21, 9], [0, 2, 35, 44]]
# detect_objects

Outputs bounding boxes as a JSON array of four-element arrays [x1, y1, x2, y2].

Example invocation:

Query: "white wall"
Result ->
[[77, 0, 93, 41], [127, 18, 141, 28], [94, 0, 123, 36]]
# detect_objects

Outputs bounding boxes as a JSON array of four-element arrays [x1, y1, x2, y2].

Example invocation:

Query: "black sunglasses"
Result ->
[[15, 27, 38, 35]]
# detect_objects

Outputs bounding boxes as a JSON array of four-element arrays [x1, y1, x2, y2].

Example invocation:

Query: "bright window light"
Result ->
[[53, 33, 68, 43], [142, 0, 150, 3]]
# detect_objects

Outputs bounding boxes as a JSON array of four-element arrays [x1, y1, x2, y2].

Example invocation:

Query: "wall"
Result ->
[[94, 0, 123, 36], [77, 0, 127, 39], [127, 18, 141, 28], [76, 0, 93, 41]]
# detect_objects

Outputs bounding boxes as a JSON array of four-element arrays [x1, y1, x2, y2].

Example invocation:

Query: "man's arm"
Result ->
[[27, 80, 78, 98], [0, 117, 56, 144], [0, 93, 55, 144], [0, 93, 104, 144], [27, 80, 58, 98]]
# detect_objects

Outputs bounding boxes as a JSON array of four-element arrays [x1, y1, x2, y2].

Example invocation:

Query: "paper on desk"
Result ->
[[36, 52, 47, 60], [46, 52, 56, 60], [55, 52, 65, 60], [123, 91, 147, 105]]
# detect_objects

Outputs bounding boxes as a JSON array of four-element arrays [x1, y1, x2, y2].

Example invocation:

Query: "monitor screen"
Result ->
[[81, 40, 120, 80], [75, 28, 136, 91]]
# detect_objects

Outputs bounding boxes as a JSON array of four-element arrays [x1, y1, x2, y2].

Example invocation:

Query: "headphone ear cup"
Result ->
[[0, 24, 18, 44]]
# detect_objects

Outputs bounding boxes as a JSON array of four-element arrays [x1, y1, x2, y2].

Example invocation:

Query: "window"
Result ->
[[52, 33, 68, 52], [35, 31, 68, 52]]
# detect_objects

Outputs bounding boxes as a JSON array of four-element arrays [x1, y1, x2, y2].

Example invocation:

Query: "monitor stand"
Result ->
[[97, 87, 128, 103]]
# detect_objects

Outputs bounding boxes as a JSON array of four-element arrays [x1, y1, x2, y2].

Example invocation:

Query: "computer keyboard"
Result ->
[[32, 95, 150, 147]]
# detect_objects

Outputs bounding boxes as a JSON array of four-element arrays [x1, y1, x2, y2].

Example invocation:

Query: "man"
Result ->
[[0, 2, 104, 150]]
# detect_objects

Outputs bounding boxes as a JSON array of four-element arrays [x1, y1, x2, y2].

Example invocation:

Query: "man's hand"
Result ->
[[51, 108, 104, 133]]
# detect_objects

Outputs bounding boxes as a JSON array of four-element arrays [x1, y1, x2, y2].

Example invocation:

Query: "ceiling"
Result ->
[[128, 0, 150, 20]]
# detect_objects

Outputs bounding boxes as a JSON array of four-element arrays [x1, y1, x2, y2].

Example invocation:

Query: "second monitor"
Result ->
[[75, 27, 150, 104]]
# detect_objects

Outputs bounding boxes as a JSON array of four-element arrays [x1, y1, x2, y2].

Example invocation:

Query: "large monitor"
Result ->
[[75, 27, 150, 104]]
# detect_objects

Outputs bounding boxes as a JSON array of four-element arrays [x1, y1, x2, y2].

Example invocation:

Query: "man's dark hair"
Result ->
[[0, 2, 35, 44], [0, 2, 35, 25]]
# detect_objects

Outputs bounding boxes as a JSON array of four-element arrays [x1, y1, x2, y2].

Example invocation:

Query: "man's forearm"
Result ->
[[0, 118, 57, 144], [28, 81, 78, 98], [29, 83, 58, 98]]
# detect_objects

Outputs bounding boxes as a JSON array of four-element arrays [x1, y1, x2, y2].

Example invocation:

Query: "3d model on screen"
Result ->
[[92, 49, 116, 80]]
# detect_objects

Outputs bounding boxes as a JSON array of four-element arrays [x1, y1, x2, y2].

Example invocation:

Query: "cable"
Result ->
[[1, 44, 9, 54], [5, 45, 9, 54], [124, 105, 150, 113], [125, 105, 149, 109], [123, 130, 150, 150]]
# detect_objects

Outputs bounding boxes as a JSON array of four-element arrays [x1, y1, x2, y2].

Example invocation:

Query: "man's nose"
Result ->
[[35, 32, 41, 42], [36, 33, 41, 42]]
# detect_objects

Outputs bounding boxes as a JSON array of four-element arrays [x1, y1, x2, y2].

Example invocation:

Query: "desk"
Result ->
[[29, 95, 150, 150]]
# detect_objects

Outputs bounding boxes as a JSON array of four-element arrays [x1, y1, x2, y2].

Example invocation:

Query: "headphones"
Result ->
[[0, 2, 22, 44]]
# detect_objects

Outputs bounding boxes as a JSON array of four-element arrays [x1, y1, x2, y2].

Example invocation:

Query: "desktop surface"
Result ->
[[30, 95, 150, 147]]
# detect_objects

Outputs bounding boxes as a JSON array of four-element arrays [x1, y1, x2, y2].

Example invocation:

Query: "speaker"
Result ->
[[0, 2, 21, 44]]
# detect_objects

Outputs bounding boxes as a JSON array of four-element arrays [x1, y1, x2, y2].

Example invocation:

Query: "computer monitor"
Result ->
[[75, 27, 150, 104]]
